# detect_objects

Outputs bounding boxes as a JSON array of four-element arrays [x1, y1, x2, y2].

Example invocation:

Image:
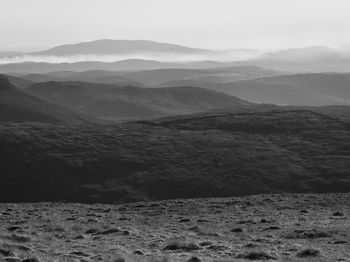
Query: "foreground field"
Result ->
[[0, 194, 349, 262]]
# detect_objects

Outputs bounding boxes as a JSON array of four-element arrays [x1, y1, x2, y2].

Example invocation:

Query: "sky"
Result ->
[[1, 0, 350, 52]]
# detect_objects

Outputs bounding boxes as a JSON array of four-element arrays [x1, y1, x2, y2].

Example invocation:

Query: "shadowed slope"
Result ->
[[0, 74, 33, 88], [27, 81, 251, 120], [0, 110, 349, 203], [0, 76, 94, 123]]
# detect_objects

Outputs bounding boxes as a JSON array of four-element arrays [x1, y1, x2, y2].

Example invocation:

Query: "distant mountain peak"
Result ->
[[36, 39, 209, 56]]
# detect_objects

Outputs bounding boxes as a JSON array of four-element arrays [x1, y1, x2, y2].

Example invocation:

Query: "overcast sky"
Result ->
[[1, 0, 350, 52]]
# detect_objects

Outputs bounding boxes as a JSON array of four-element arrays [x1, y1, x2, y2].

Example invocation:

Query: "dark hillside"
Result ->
[[0, 74, 33, 88], [27, 81, 251, 120], [0, 76, 94, 123], [0, 110, 349, 203]]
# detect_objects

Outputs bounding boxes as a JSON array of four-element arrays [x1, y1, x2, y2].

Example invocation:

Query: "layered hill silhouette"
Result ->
[[2, 41, 350, 74], [0, 76, 93, 123], [0, 60, 269, 74], [0, 40, 262, 74], [164, 73, 350, 106], [0, 40, 261, 65], [27, 81, 251, 120], [0, 60, 184, 74], [10, 66, 279, 88], [121, 66, 280, 86], [22, 70, 143, 87], [0, 110, 348, 203], [240, 46, 350, 72]]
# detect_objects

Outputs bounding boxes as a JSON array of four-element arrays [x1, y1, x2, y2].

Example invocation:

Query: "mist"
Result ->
[[0, 51, 263, 64]]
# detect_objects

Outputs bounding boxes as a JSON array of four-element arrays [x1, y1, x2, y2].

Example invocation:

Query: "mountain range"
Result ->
[[162, 73, 350, 106], [1, 66, 350, 203], [0, 39, 260, 66], [0, 73, 253, 122], [239, 46, 350, 72], [22, 70, 143, 87], [4, 68, 350, 108], [0, 60, 257, 74], [3, 40, 350, 73], [0, 60, 183, 74], [120, 66, 280, 86], [10, 66, 280, 87]]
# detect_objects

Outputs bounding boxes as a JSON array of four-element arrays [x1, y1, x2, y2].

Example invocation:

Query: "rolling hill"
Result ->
[[164, 73, 350, 106], [21, 70, 143, 87], [0, 74, 34, 88], [3, 43, 350, 75], [0, 109, 348, 203], [121, 66, 280, 86], [0, 60, 184, 74], [121, 68, 207, 86], [0, 60, 270, 75], [27, 81, 251, 120], [240, 46, 350, 72], [16, 66, 279, 87], [63, 70, 142, 86], [0, 75, 93, 123], [20, 73, 62, 83]]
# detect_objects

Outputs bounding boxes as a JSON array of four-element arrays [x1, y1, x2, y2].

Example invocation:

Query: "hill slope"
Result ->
[[18, 66, 278, 87], [165, 73, 350, 106], [0, 76, 93, 123], [122, 66, 280, 86], [0, 110, 349, 203], [27, 81, 251, 120], [0, 74, 33, 88], [0, 60, 275, 75], [21, 70, 143, 87], [239, 46, 350, 72], [0, 60, 185, 74]]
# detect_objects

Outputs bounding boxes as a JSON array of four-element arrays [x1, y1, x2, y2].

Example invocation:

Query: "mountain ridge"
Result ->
[[35, 39, 210, 56], [27, 81, 252, 120], [0, 75, 94, 123], [163, 72, 350, 106]]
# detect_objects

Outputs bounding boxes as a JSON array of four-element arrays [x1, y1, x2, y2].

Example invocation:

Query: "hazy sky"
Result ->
[[1, 0, 350, 51]]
